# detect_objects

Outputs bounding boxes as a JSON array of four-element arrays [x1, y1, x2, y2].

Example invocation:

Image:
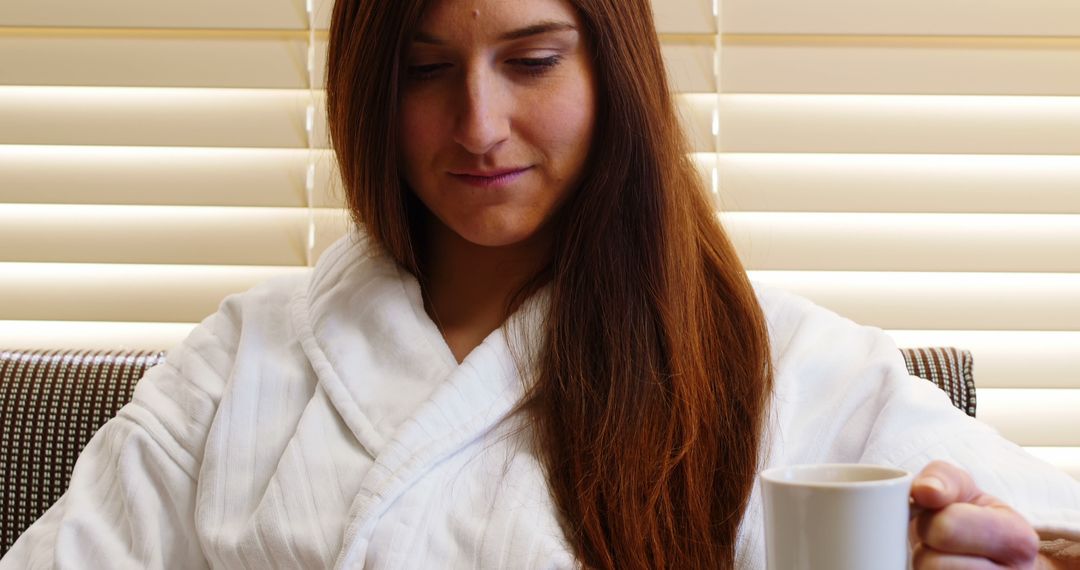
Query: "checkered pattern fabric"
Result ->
[[0, 349, 165, 556], [899, 346, 977, 418], [0, 346, 975, 556]]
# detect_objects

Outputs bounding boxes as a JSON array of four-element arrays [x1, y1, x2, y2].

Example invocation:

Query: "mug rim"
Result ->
[[760, 463, 912, 488]]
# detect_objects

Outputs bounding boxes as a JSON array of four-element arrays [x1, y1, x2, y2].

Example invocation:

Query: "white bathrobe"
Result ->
[[5, 234, 1080, 569]]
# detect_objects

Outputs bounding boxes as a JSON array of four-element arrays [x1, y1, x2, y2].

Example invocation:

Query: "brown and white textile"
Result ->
[[0, 349, 165, 556], [899, 346, 976, 418]]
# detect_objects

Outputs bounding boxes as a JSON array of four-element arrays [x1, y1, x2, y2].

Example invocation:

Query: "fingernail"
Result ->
[[921, 477, 946, 493]]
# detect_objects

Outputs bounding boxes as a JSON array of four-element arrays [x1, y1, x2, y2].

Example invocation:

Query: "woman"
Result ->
[[4, 0, 1079, 568]]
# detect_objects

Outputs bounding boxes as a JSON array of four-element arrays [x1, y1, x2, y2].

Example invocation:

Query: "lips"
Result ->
[[448, 166, 532, 188], [450, 167, 531, 178]]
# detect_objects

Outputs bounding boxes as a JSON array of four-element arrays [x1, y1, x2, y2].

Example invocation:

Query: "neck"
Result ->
[[419, 217, 550, 362]]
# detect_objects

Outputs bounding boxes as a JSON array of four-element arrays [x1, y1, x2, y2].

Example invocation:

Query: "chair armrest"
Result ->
[[899, 346, 976, 418], [0, 349, 166, 556]]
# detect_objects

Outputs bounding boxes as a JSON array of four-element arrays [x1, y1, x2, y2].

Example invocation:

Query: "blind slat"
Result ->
[[655, 0, 719, 35], [0, 86, 314, 148], [312, 0, 719, 35], [0, 0, 311, 30], [312, 40, 716, 94], [720, 94, 1080, 155], [0, 29, 310, 89], [717, 154, 1080, 214], [889, 330, 1080, 390], [679, 94, 717, 152], [725, 212, 1080, 273], [722, 0, 1080, 36], [662, 42, 716, 93], [313, 38, 717, 93], [0, 205, 351, 266], [0, 320, 195, 351], [33, 208, 1080, 272], [749, 271, 1080, 331], [722, 39, 1080, 96], [0, 32, 709, 93], [0, 88, 715, 152], [979, 389, 1080, 447], [1, 0, 714, 34], [0, 204, 296, 265], [0, 263, 306, 322], [0, 147, 712, 208], [0, 145, 323, 207]]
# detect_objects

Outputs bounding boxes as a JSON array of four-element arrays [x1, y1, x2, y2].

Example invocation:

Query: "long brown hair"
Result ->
[[326, 1, 774, 568]]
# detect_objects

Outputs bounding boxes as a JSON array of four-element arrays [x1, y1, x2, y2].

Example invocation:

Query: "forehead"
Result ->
[[416, 0, 580, 41]]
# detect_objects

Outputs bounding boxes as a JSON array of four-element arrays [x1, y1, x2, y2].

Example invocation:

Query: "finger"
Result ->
[[914, 503, 1040, 566], [912, 543, 1004, 570], [912, 461, 983, 509], [910, 512, 920, 548]]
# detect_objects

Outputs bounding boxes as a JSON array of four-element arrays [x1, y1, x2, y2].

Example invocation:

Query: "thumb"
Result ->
[[910, 461, 987, 510]]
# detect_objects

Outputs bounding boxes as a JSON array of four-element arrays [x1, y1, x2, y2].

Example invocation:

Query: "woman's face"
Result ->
[[398, 0, 597, 248]]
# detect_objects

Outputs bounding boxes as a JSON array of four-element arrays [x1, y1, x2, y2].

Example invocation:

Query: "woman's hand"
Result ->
[[909, 460, 1066, 569]]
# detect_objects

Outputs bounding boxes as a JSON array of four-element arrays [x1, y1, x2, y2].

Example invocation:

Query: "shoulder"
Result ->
[[751, 282, 981, 462], [123, 271, 311, 453], [192, 231, 378, 363], [750, 282, 926, 439], [211, 271, 311, 346], [112, 234, 380, 474], [752, 282, 901, 380], [165, 231, 385, 374]]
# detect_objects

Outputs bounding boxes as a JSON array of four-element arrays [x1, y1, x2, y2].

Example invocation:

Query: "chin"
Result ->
[[451, 218, 544, 249]]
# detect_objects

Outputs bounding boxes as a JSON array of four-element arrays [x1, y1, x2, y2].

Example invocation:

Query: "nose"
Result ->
[[452, 69, 510, 155]]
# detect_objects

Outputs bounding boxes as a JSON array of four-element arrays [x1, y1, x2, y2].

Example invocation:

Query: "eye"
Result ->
[[406, 62, 451, 81], [510, 55, 563, 77], [405, 54, 565, 82]]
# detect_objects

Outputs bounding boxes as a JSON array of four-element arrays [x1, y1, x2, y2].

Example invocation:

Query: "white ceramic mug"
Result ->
[[759, 463, 913, 570]]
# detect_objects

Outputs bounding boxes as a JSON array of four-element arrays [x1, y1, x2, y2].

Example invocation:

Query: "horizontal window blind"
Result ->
[[3, 0, 1073, 478], [0, 2, 720, 338], [721, 0, 1080, 477], [0, 0, 332, 348]]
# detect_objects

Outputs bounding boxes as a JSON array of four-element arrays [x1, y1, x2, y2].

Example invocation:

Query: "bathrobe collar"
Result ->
[[291, 232, 546, 460]]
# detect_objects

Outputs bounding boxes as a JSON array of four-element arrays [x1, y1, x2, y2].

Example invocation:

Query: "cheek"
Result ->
[[398, 97, 444, 174], [547, 101, 592, 142], [537, 70, 595, 143], [530, 81, 595, 172]]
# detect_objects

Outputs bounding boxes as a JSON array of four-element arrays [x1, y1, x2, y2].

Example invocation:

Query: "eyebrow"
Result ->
[[413, 20, 578, 45]]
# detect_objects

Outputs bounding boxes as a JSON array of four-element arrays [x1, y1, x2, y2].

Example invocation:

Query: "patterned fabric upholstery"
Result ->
[[0, 346, 975, 556], [0, 349, 166, 556], [899, 346, 977, 418]]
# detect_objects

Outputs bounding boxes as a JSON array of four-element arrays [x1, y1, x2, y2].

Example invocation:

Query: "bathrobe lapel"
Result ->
[[292, 234, 545, 568]]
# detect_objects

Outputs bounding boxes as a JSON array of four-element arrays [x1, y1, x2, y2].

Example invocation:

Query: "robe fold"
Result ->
[[5, 233, 1080, 569]]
